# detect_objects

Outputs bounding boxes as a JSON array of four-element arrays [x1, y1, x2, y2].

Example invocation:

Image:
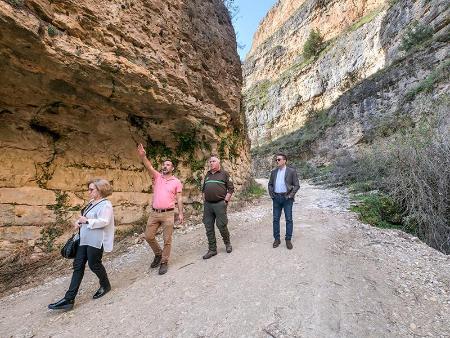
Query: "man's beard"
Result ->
[[162, 168, 170, 174]]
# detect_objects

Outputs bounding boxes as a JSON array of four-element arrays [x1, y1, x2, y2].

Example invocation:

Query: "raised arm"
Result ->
[[137, 143, 159, 178]]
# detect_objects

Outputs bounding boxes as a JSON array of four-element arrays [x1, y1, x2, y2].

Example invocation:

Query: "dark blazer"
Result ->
[[268, 166, 300, 199]]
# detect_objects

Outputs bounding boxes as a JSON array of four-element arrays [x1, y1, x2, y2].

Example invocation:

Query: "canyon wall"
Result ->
[[244, 0, 449, 153]]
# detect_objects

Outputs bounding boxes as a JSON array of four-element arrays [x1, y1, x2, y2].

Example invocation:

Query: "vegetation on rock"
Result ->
[[303, 29, 325, 60], [330, 97, 449, 253], [400, 21, 433, 52]]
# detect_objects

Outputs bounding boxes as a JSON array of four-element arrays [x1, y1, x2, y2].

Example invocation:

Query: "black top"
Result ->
[[202, 169, 234, 202]]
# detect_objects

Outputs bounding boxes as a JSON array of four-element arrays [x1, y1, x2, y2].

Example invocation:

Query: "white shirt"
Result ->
[[274, 166, 287, 193], [79, 199, 115, 252]]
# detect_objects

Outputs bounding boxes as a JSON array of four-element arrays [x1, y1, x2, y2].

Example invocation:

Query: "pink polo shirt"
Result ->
[[152, 172, 183, 209]]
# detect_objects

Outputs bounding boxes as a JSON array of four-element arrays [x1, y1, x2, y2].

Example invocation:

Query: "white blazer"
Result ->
[[79, 199, 115, 252]]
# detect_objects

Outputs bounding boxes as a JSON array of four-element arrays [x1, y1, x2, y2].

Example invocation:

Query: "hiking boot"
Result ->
[[159, 262, 168, 275], [273, 239, 281, 248], [202, 250, 217, 259], [48, 298, 74, 311], [286, 240, 293, 250], [225, 244, 232, 253], [150, 255, 162, 268]]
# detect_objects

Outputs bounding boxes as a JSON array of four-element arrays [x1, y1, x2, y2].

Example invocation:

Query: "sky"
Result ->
[[231, 0, 278, 61]]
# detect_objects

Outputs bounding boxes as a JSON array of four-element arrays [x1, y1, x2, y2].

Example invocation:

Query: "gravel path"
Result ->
[[1, 180, 449, 337]]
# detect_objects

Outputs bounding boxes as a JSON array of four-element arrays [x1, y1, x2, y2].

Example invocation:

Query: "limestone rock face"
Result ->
[[243, 0, 449, 149], [0, 0, 250, 258]]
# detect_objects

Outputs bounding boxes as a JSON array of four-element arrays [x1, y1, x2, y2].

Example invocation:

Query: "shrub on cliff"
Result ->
[[400, 21, 433, 52], [7, 0, 24, 8], [303, 29, 325, 59]]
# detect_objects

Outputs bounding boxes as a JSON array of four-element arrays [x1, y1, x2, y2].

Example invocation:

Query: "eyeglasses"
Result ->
[[276, 158, 284, 162]]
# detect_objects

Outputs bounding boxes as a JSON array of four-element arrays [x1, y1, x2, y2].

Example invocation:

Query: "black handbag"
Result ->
[[61, 232, 80, 259], [60, 199, 106, 259], [60, 201, 93, 259]]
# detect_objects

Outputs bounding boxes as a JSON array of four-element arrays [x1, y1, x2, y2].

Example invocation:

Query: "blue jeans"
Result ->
[[272, 194, 294, 241]]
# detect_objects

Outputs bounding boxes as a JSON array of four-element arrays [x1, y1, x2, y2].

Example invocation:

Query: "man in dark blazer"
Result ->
[[268, 153, 300, 249]]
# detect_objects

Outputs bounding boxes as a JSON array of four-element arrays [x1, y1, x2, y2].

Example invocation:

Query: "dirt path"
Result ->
[[1, 180, 449, 337]]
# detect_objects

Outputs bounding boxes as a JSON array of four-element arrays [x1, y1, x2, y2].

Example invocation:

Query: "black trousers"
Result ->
[[65, 245, 110, 301]]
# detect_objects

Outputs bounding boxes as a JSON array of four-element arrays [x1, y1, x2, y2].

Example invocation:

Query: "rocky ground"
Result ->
[[0, 180, 449, 337]]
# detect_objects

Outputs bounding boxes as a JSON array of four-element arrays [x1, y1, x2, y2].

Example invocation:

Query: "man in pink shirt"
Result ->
[[137, 144, 183, 275]]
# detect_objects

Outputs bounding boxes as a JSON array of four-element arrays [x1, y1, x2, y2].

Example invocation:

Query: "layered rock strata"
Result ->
[[243, 0, 449, 148], [0, 0, 249, 259]]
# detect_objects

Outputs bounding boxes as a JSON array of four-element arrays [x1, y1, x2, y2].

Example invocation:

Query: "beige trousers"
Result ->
[[145, 210, 175, 264]]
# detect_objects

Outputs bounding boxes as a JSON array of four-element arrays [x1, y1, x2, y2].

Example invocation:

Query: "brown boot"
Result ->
[[286, 240, 293, 250]]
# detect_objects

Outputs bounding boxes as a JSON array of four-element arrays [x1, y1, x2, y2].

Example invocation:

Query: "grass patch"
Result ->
[[243, 79, 271, 110], [351, 192, 403, 229], [238, 179, 266, 200], [348, 6, 384, 32], [404, 59, 450, 101]]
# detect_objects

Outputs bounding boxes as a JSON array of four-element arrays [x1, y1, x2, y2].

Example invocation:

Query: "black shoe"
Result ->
[[159, 262, 168, 275], [150, 255, 162, 268], [48, 298, 74, 311], [286, 240, 293, 250], [93, 285, 111, 299], [202, 250, 217, 259], [225, 244, 232, 253], [273, 239, 281, 248]]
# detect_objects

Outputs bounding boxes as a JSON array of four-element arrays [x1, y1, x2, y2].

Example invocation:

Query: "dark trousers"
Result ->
[[203, 200, 230, 251], [65, 245, 110, 301], [272, 194, 294, 241]]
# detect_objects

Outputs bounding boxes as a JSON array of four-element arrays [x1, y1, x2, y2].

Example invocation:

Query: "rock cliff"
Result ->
[[0, 0, 249, 260], [244, 0, 449, 152]]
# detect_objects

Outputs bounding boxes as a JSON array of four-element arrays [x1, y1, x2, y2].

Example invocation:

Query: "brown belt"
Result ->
[[152, 208, 174, 213]]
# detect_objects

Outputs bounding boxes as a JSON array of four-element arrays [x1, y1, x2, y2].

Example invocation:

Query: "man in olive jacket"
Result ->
[[268, 153, 300, 249], [201, 156, 234, 259]]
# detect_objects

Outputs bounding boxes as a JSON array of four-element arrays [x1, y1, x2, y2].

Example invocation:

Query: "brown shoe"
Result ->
[[202, 250, 217, 259], [273, 239, 281, 248], [286, 240, 293, 250], [158, 262, 168, 275]]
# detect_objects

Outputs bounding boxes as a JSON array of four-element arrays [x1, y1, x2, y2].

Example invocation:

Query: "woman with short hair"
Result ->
[[48, 178, 115, 310]]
